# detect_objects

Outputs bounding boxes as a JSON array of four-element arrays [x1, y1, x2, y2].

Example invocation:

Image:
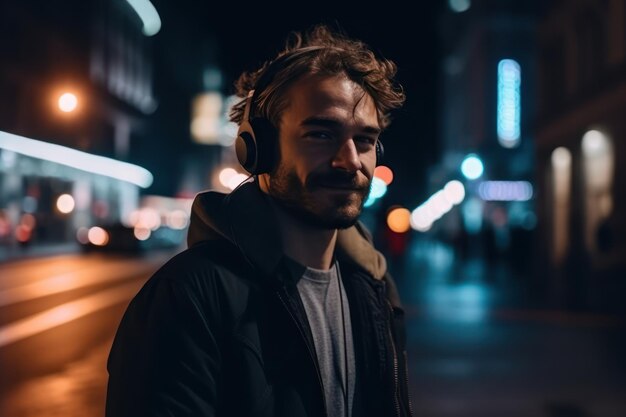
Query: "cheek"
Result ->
[[361, 152, 377, 178], [277, 134, 313, 179], [280, 151, 320, 183], [275, 157, 308, 186]]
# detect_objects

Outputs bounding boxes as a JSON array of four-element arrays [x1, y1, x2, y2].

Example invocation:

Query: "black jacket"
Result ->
[[106, 182, 412, 417]]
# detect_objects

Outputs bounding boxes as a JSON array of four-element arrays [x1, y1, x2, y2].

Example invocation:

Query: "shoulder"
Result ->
[[115, 240, 256, 342], [153, 239, 252, 287], [130, 240, 254, 315]]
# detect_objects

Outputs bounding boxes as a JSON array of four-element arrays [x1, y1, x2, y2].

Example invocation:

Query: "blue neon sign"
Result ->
[[497, 59, 521, 148]]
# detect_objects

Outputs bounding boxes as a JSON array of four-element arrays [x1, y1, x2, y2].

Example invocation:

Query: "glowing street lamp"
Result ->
[[58, 93, 78, 113]]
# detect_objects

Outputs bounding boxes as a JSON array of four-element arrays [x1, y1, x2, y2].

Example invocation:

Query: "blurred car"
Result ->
[[78, 222, 185, 253]]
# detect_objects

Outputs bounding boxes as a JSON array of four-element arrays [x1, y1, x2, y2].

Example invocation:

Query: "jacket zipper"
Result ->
[[385, 299, 401, 417], [403, 350, 414, 416], [277, 290, 328, 417]]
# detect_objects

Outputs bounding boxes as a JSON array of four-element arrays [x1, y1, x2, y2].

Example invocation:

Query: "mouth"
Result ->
[[316, 184, 363, 192]]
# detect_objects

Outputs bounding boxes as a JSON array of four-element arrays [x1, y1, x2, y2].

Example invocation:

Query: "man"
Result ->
[[106, 24, 411, 417]]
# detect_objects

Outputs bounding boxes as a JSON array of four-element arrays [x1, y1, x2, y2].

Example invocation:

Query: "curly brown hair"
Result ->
[[229, 24, 405, 130]]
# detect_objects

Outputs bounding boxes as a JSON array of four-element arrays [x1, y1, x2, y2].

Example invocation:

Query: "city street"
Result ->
[[0, 250, 174, 416], [1, 241, 625, 417]]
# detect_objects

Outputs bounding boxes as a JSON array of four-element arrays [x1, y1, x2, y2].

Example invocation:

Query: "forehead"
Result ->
[[279, 74, 379, 128]]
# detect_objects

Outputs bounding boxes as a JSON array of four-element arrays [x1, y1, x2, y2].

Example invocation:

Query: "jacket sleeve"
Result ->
[[106, 264, 223, 417]]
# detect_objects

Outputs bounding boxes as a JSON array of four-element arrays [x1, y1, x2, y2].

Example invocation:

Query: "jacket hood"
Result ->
[[187, 181, 388, 280]]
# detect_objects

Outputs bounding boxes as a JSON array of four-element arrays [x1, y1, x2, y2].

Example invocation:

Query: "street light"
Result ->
[[58, 93, 78, 113]]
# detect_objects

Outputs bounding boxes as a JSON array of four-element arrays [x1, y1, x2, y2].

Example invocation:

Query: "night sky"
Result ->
[[140, 1, 443, 206]]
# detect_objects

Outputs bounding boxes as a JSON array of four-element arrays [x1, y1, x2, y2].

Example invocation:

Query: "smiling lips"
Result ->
[[316, 183, 365, 192]]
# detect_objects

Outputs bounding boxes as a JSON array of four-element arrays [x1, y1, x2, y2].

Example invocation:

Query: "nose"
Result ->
[[331, 139, 362, 172]]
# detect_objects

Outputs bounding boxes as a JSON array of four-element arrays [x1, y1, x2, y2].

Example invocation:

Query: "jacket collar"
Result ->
[[187, 181, 387, 282]]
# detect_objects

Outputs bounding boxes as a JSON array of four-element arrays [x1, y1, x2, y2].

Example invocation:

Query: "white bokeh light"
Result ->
[[58, 93, 78, 113]]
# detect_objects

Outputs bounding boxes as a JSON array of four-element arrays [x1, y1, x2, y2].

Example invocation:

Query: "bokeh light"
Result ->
[[88, 227, 109, 246], [15, 225, 32, 243], [58, 93, 78, 113], [581, 129, 609, 156], [56, 194, 75, 214], [76, 227, 89, 244], [443, 180, 465, 204], [374, 165, 394, 185], [166, 210, 189, 230], [551, 147, 572, 168], [461, 154, 484, 180], [449, 0, 471, 13], [129, 207, 161, 231], [410, 207, 433, 232], [369, 177, 388, 199], [387, 207, 411, 233], [218, 167, 249, 190], [134, 227, 151, 241]]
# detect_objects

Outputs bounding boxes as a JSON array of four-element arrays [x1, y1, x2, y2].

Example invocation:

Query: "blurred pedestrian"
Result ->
[[106, 24, 412, 417]]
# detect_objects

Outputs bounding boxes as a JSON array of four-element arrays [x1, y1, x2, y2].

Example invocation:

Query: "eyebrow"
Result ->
[[299, 116, 382, 135]]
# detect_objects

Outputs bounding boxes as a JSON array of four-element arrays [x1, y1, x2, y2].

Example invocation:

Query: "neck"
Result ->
[[276, 205, 337, 270]]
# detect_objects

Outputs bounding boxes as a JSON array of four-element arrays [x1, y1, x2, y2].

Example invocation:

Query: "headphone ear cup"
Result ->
[[248, 117, 277, 175], [375, 141, 384, 166], [236, 117, 277, 175], [236, 120, 259, 174]]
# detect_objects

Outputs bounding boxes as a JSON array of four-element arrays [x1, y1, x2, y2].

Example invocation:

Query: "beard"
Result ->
[[267, 163, 371, 230]]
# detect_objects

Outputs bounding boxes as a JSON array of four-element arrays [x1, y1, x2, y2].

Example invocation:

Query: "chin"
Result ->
[[281, 201, 362, 230], [315, 204, 363, 229], [332, 206, 362, 228]]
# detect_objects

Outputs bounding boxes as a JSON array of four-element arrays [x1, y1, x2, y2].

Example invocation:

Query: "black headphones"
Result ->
[[235, 47, 384, 175]]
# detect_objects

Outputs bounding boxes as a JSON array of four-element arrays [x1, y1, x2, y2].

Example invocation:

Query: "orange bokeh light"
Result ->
[[386, 207, 411, 233], [374, 165, 394, 185]]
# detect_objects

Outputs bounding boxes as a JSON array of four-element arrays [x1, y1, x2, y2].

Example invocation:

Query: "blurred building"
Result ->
[[0, 0, 156, 157], [428, 0, 541, 267], [0, 0, 158, 256], [535, 0, 626, 312]]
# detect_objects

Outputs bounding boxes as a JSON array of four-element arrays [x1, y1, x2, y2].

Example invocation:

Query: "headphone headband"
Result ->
[[241, 89, 255, 123]]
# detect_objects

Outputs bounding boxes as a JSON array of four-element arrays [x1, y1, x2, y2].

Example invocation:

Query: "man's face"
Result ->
[[266, 74, 381, 229]]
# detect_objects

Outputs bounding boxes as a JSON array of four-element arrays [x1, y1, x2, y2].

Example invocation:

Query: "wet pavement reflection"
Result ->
[[396, 238, 626, 417], [1, 344, 110, 417], [1, 241, 625, 416]]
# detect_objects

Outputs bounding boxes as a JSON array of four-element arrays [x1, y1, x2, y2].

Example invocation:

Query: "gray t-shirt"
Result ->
[[296, 261, 355, 417]]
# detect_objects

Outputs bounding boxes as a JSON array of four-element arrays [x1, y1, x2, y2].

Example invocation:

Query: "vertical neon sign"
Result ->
[[497, 59, 521, 148]]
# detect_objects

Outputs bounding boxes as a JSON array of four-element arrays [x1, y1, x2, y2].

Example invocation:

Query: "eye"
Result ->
[[305, 131, 333, 141], [355, 136, 377, 148]]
